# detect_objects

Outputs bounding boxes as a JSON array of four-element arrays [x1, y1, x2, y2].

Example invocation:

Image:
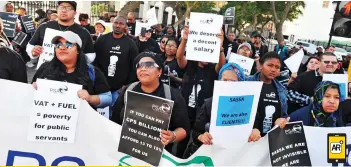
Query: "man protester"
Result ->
[[151, 24, 164, 43], [127, 12, 136, 36], [253, 33, 268, 58], [274, 40, 289, 60], [223, 31, 239, 60], [287, 52, 339, 113], [326, 45, 345, 74], [79, 13, 95, 34], [26, 1, 96, 64], [93, 16, 139, 110]]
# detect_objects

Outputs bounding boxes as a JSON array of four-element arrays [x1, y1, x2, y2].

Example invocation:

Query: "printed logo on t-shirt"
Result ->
[[266, 92, 276, 99], [263, 105, 275, 133], [112, 45, 120, 51], [108, 56, 118, 77], [188, 83, 202, 108]]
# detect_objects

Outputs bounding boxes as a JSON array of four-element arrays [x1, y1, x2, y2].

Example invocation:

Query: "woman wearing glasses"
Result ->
[[159, 37, 183, 89], [111, 51, 190, 156], [32, 31, 112, 110], [155, 36, 168, 55]]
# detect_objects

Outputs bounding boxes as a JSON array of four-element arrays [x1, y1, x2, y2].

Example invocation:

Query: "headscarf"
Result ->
[[218, 63, 245, 81], [311, 81, 341, 127]]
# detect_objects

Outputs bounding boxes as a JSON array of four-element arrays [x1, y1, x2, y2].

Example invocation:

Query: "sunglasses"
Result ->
[[136, 61, 159, 69], [55, 42, 75, 49], [323, 61, 338, 65], [161, 40, 167, 44]]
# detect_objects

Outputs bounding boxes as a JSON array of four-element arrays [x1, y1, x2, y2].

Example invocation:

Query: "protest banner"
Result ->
[[186, 12, 223, 63], [228, 53, 255, 75], [20, 15, 35, 33], [323, 74, 348, 100], [0, 79, 350, 166], [268, 122, 312, 166], [146, 7, 158, 27], [118, 91, 173, 166], [284, 49, 304, 73], [209, 81, 262, 149], [224, 7, 235, 25], [27, 79, 82, 143], [36, 28, 62, 70], [0, 12, 17, 38], [12, 31, 27, 47]]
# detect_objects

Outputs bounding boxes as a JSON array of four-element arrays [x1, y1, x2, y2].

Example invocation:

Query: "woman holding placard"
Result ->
[[31, 31, 112, 110], [246, 52, 290, 142], [288, 81, 344, 127], [111, 51, 190, 156]]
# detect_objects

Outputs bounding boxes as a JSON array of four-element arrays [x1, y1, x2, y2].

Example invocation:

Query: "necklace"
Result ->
[[58, 22, 72, 31]]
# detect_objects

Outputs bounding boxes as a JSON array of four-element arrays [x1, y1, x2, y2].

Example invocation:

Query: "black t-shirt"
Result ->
[[277, 62, 291, 87], [0, 48, 27, 83], [93, 33, 139, 91], [29, 21, 94, 54], [32, 62, 110, 109], [254, 83, 282, 136], [82, 24, 96, 34], [127, 22, 136, 36], [223, 38, 239, 58], [340, 99, 351, 125], [151, 33, 163, 44], [254, 45, 268, 58], [111, 82, 190, 153], [160, 57, 183, 89], [136, 38, 159, 53], [288, 70, 322, 97], [181, 61, 217, 109]]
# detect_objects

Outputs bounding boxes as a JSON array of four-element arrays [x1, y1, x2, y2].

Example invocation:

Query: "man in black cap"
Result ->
[[79, 13, 95, 34], [253, 33, 268, 58], [27, 1, 96, 64]]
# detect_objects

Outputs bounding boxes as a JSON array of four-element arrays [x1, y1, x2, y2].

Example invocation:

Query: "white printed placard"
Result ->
[[209, 81, 262, 149], [284, 49, 304, 73], [97, 106, 110, 119], [135, 21, 148, 36], [186, 12, 223, 63], [36, 28, 62, 70], [27, 79, 82, 143], [323, 74, 348, 100], [146, 7, 158, 27], [228, 53, 255, 75]]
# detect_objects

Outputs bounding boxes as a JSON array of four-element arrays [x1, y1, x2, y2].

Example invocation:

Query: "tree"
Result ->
[[270, 1, 305, 41], [91, 3, 109, 16], [118, 1, 142, 17]]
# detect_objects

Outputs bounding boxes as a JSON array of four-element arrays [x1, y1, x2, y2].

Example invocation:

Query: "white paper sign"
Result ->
[[186, 12, 223, 63], [135, 21, 147, 36], [228, 53, 255, 75], [209, 81, 263, 149], [146, 7, 158, 27], [323, 74, 348, 100], [27, 79, 82, 143], [284, 49, 304, 73], [97, 106, 110, 119], [36, 28, 62, 70]]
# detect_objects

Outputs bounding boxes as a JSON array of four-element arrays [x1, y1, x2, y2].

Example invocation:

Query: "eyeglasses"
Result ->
[[136, 61, 159, 69], [55, 42, 75, 49], [166, 45, 177, 49], [323, 61, 338, 65], [58, 5, 73, 11]]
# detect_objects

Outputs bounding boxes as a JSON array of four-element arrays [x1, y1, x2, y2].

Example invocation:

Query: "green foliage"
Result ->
[[91, 3, 109, 16], [190, 2, 218, 14]]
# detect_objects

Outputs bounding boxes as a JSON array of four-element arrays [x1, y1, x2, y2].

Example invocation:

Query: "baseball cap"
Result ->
[[58, 1, 77, 11], [51, 31, 82, 48], [237, 43, 252, 52], [95, 20, 106, 29]]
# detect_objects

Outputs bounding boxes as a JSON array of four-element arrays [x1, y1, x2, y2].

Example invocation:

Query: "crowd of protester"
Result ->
[[0, 1, 350, 160]]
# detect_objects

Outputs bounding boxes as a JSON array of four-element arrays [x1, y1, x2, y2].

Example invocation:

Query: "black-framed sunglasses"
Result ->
[[55, 42, 75, 49], [136, 61, 159, 69], [323, 61, 338, 65]]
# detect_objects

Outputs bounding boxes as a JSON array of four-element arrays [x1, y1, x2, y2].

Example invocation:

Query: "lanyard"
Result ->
[[310, 110, 320, 126]]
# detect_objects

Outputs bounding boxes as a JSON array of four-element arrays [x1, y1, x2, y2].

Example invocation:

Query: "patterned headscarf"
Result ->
[[312, 81, 341, 127], [218, 63, 245, 81]]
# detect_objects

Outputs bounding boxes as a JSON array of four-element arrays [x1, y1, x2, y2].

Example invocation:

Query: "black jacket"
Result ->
[[192, 97, 212, 146], [0, 47, 27, 83]]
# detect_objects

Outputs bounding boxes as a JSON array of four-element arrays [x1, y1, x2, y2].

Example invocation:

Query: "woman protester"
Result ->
[[289, 81, 344, 127], [297, 56, 320, 75], [175, 25, 226, 157], [32, 31, 112, 109], [154, 35, 168, 55], [160, 37, 183, 89], [246, 52, 290, 142], [110, 51, 190, 155], [183, 63, 245, 157]]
